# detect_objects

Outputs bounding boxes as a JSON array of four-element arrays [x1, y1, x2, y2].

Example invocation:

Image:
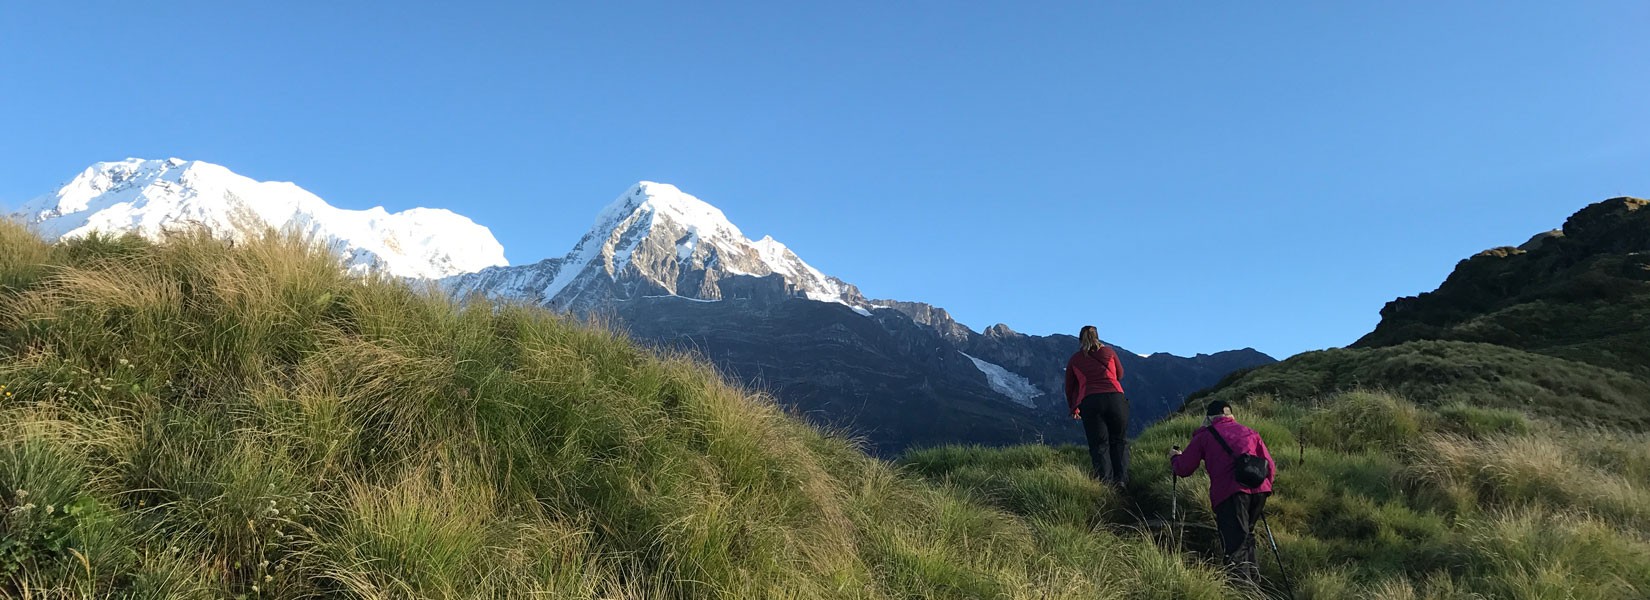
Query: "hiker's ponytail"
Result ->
[[1079, 325, 1103, 353]]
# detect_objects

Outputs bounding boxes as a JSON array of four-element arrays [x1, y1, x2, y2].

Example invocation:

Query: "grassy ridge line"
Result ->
[[0, 222, 1240, 599], [1187, 341, 1650, 431]]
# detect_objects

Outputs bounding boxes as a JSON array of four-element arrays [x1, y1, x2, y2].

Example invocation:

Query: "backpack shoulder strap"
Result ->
[[1206, 425, 1238, 457]]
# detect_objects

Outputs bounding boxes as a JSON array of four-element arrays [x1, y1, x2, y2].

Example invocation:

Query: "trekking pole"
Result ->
[[1259, 513, 1295, 600], [1168, 441, 1181, 524], [1170, 446, 1181, 548], [1170, 475, 1178, 522]]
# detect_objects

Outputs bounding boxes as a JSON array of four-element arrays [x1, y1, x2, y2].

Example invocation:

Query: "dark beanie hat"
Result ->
[[1205, 400, 1231, 417]]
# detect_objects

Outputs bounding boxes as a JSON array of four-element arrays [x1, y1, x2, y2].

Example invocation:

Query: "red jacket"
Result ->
[[1064, 347, 1125, 412], [1170, 416, 1276, 508]]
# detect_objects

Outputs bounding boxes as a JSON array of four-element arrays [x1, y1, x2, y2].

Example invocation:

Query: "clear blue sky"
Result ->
[[3, 2, 1646, 359]]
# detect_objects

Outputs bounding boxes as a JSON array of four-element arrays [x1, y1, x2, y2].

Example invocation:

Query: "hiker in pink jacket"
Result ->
[[1169, 400, 1276, 581]]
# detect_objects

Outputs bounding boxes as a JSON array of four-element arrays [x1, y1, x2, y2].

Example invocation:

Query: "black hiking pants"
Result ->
[[1214, 491, 1269, 582], [1078, 392, 1129, 486]]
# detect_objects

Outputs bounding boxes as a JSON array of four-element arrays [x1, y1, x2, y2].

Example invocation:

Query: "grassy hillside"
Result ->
[[0, 222, 1243, 599], [909, 389, 1650, 599]]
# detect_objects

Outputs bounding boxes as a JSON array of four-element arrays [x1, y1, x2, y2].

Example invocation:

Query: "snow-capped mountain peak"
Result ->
[[445, 181, 864, 311], [597, 181, 747, 243], [11, 158, 507, 279]]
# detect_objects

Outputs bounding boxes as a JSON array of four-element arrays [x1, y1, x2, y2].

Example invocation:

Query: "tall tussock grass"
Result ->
[[0, 221, 1241, 599]]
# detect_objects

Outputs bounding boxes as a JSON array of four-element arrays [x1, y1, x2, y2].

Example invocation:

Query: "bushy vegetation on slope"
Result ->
[[0, 222, 1248, 599]]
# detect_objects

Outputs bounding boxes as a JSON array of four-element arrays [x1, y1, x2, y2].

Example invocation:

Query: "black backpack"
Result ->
[[1206, 425, 1270, 488]]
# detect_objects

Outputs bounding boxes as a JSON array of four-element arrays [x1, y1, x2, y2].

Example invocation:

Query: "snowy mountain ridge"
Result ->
[[9, 158, 507, 279], [445, 181, 867, 312]]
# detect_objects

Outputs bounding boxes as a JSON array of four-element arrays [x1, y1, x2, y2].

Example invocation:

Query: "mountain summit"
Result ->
[[9, 158, 507, 279], [446, 181, 867, 312]]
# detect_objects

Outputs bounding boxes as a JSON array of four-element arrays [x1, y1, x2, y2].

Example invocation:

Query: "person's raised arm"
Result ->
[[1170, 431, 1206, 478], [1112, 350, 1124, 382]]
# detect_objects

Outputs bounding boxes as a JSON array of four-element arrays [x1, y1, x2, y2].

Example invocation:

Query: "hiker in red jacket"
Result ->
[[1064, 325, 1129, 486], [1169, 400, 1276, 582]]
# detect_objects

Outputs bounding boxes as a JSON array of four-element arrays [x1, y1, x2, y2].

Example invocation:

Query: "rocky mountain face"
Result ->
[[611, 291, 1273, 453], [448, 182, 1276, 454], [1355, 197, 1650, 377], [8, 159, 507, 279], [612, 294, 1074, 453]]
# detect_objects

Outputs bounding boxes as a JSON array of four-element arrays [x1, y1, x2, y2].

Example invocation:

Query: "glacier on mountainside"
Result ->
[[960, 352, 1044, 408]]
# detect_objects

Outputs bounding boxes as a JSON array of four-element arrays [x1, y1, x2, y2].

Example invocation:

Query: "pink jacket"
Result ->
[[1170, 416, 1275, 508]]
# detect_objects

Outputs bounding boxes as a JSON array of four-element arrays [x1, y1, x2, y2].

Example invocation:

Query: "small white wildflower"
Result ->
[[14, 490, 26, 499], [118, 359, 130, 366], [44, 504, 54, 515], [264, 575, 273, 583]]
